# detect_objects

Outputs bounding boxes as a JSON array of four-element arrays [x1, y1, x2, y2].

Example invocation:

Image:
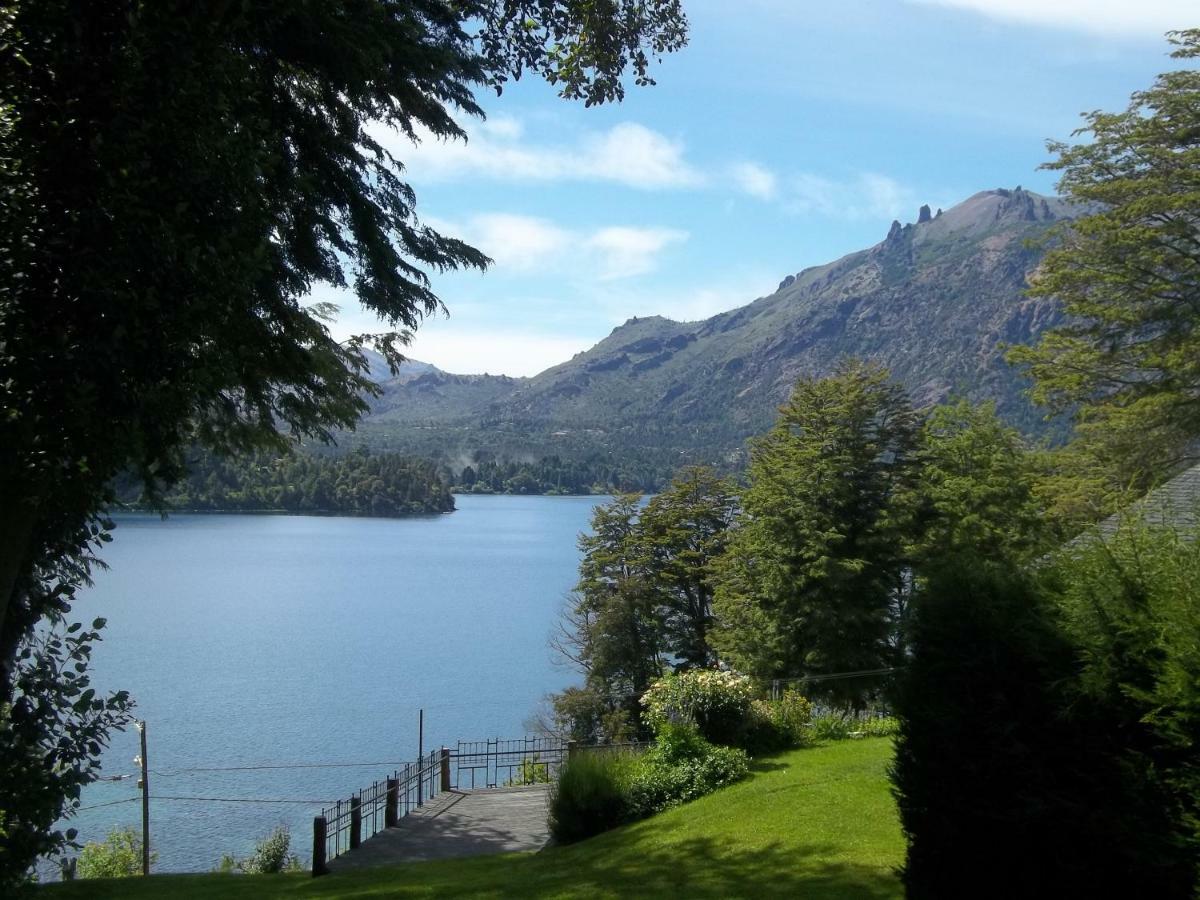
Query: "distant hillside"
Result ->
[[350, 187, 1074, 490]]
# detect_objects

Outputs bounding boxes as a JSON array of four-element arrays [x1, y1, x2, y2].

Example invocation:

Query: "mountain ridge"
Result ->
[[352, 186, 1074, 487]]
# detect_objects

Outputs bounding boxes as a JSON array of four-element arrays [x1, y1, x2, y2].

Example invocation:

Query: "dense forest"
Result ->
[[443, 451, 674, 495], [115, 450, 454, 517]]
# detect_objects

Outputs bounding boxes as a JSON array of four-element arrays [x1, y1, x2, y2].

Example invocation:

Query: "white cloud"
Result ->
[[786, 171, 918, 221], [405, 326, 594, 378], [731, 162, 778, 200], [453, 214, 571, 272], [585, 227, 689, 280], [432, 214, 687, 281], [379, 119, 705, 191], [906, 0, 1194, 36]]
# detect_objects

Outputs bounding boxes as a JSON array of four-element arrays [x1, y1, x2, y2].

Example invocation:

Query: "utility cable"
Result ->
[[78, 797, 140, 812], [150, 760, 419, 776], [150, 794, 335, 805]]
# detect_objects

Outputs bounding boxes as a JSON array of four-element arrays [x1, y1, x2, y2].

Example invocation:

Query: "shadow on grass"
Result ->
[[41, 834, 900, 900], [318, 833, 901, 900], [541, 834, 900, 899]]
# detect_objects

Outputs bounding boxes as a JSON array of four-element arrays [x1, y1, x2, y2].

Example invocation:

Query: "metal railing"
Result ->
[[450, 736, 568, 789], [311, 736, 648, 876], [313, 749, 441, 874]]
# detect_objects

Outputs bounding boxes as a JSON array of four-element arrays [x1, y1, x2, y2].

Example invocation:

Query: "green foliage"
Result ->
[[449, 453, 668, 496], [0, 0, 685, 878], [740, 692, 815, 755], [637, 468, 737, 668], [808, 714, 897, 743], [640, 670, 753, 747], [891, 558, 1193, 898], [1008, 29, 1200, 496], [712, 359, 920, 706], [626, 731, 749, 818], [907, 400, 1046, 562], [78, 828, 153, 880], [551, 470, 735, 742], [1045, 521, 1200, 888], [0, 613, 132, 890], [0, 0, 688, 572], [548, 725, 750, 845], [115, 448, 453, 517], [217, 825, 302, 874], [237, 827, 301, 875], [547, 751, 636, 845], [507, 757, 552, 787]]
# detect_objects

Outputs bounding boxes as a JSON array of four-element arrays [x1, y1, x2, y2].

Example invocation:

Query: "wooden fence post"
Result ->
[[567, 740, 579, 763], [312, 816, 328, 877], [349, 796, 362, 851], [385, 777, 399, 828], [440, 747, 451, 793]]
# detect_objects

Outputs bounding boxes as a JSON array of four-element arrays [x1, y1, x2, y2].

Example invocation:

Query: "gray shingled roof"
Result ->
[[1097, 462, 1200, 536]]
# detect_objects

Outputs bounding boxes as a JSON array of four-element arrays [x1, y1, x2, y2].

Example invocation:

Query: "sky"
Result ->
[[321, 0, 1198, 377]]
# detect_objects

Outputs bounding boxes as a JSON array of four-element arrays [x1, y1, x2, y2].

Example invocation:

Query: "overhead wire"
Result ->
[[150, 760, 419, 776], [78, 796, 140, 812]]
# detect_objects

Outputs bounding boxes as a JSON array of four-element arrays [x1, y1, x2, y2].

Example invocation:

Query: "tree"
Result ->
[[636, 467, 736, 669], [0, 0, 686, 880], [1008, 29, 1200, 496], [711, 360, 920, 705], [890, 559, 1189, 899], [893, 527, 1200, 898], [551, 494, 662, 741], [906, 400, 1046, 565], [549, 470, 737, 740], [1046, 521, 1200, 893]]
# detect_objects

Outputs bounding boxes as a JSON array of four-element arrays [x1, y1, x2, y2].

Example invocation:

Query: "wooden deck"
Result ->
[[325, 784, 552, 873]]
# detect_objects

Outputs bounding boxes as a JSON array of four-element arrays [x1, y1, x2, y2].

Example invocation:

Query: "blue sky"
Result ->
[[323, 0, 1198, 376]]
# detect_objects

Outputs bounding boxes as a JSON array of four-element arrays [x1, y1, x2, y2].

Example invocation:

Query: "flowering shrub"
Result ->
[[742, 690, 815, 754], [641, 670, 754, 746]]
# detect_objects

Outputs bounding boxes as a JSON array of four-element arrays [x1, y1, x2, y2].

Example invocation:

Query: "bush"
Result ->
[[741, 691, 814, 754], [548, 751, 635, 844], [218, 826, 301, 874], [892, 557, 1192, 899], [507, 756, 552, 786], [78, 828, 154, 879], [548, 725, 750, 843], [627, 733, 749, 817], [809, 713, 897, 742], [641, 670, 753, 746]]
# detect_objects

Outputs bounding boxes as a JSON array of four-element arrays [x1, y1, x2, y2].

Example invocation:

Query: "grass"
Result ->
[[44, 738, 902, 899]]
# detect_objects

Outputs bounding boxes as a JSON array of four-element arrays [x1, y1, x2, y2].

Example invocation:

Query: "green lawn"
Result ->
[[45, 738, 903, 899]]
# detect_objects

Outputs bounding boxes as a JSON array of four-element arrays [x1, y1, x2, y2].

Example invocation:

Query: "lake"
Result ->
[[58, 494, 607, 874]]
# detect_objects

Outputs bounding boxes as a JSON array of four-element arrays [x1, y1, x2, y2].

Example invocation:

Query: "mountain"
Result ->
[[351, 187, 1075, 487]]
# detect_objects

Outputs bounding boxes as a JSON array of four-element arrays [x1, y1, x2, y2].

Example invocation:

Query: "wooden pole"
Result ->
[[349, 795, 362, 851], [385, 777, 399, 828], [417, 709, 424, 807], [440, 747, 451, 793], [136, 720, 150, 876], [311, 816, 328, 877]]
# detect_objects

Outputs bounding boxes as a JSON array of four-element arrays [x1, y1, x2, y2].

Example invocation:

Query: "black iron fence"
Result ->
[[450, 736, 568, 790], [311, 735, 652, 876], [313, 749, 441, 875]]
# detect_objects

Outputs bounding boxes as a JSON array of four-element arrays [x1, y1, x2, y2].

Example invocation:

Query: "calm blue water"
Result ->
[[58, 495, 605, 874]]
